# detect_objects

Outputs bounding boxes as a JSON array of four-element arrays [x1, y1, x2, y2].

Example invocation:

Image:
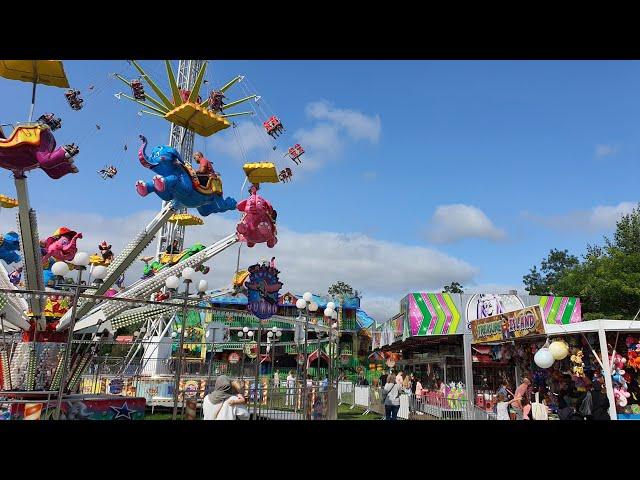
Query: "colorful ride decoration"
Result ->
[[408, 293, 461, 336], [8, 266, 23, 286], [141, 243, 210, 278], [0, 232, 21, 264], [243, 162, 279, 184], [0, 124, 79, 179], [539, 295, 582, 324], [41, 227, 82, 264], [0, 195, 18, 208], [89, 241, 114, 266], [43, 295, 71, 319], [135, 135, 236, 216], [115, 61, 257, 137], [244, 261, 283, 320], [236, 185, 277, 248]]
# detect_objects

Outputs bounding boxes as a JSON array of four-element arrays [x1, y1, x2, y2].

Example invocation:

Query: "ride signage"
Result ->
[[471, 305, 545, 344]]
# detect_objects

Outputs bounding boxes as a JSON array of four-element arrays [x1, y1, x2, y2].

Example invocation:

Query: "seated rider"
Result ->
[[193, 151, 215, 187]]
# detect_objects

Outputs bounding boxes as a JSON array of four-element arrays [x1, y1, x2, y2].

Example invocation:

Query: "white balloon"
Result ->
[[549, 341, 569, 360], [534, 348, 555, 369]]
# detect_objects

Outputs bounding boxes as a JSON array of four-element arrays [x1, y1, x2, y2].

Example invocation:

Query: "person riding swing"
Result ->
[[193, 151, 215, 188]]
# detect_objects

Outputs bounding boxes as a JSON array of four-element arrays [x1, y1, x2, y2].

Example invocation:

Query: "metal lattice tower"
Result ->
[[154, 60, 205, 260]]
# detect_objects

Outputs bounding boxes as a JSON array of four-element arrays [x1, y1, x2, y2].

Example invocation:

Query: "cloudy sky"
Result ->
[[2, 60, 639, 322]]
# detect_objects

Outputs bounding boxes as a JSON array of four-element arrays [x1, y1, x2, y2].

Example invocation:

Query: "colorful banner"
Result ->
[[539, 296, 581, 324], [471, 305, 545, 344], [408, 292, 461, 336]]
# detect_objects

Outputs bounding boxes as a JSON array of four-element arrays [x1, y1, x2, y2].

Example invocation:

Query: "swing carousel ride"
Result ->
[[0, 59, 310, 419]]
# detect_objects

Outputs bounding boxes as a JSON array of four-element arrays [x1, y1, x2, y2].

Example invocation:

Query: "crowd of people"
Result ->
[[491, 373, 611, 420]]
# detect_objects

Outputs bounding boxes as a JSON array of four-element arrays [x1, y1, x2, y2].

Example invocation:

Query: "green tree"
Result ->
[[328, 281, 360, 299], [523, 248, 579, 295], [524, 203, 640, 319], [606, 204, 640, 255], [443, 281, 464, 293]]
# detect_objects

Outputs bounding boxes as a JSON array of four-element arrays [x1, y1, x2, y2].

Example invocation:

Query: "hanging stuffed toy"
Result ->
[[570, 348, 585, 377]]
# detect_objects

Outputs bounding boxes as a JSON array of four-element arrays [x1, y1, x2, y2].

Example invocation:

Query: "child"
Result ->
[[495, 392, 521, 420]]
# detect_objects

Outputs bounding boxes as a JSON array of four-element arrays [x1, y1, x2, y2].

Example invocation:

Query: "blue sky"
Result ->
[[1, 60, 639, 321]]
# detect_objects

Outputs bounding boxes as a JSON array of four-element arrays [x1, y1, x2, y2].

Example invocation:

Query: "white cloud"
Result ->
[[32, 208, 478, 325], [595, 144, 617, 158], [293, 123, 343, 158], [208, 121, 270, 162], [427, 204, 506, 244], [522, 201, 637, 232], [305, 101, 381, 143]]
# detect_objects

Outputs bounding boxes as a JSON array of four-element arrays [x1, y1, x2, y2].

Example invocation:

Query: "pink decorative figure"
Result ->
[[41, 227, 83, 263], [235, 185, 277, 248]]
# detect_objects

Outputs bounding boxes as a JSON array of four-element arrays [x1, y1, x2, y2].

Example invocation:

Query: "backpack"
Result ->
[[531, 392, 548, 421]]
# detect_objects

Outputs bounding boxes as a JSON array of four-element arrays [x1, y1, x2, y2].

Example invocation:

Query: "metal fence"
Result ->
[[338, 384, 497, 420]]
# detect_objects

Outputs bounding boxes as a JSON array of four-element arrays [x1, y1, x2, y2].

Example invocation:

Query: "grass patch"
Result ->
[[337, 403, 382, 420]]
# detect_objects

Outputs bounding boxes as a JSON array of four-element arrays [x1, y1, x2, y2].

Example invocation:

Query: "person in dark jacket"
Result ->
[[588, 375, 611, 420]]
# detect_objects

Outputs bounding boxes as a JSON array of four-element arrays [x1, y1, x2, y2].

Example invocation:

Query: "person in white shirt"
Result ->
[[203, 376, 249, 420], [286, 370, 296, 406], [495, 392, 521, 420], [273, 369, 280, 389]]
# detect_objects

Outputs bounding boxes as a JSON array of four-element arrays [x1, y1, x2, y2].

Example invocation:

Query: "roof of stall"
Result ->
[[205, 291, 360, 309]]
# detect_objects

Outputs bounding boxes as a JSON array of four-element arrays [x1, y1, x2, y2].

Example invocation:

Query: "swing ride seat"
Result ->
[[168, 213, 204, 226], [233, 269, 250, 287], [182, 162, 223, 195], [164, 102, 230, 137], [0, 124, 78, 179], [0, 60, 69, 88], [242, 162, 279, 184], [0, 194, 18, 208], [159, 251, 187, 265]]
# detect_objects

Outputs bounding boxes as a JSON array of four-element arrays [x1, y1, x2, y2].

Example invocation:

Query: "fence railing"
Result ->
[[338, 384, 497, 420]]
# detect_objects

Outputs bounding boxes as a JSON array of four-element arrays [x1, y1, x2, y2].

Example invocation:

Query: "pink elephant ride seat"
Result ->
[[0, 124, 79, 179], [235, 185, 277, 248]]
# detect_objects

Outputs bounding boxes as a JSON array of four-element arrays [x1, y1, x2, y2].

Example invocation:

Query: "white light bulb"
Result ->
[[296, 299, 307, 310], [51, 261, 70, 277], [181, 267, 196, 281], [309, 302, 319, 312], [324, 308, 334, 317], [303, 292, 313, 302], [237, 331, 244, 338], [165, 275, 180, 290], [267, 331, 273, 338], [247, 331, 254, 337], [73, 252, 90, 267], [327, 302, 335, 310], [198, 279, 208, 293], [332, 310, 338, 319], [92, 265, 108, 280], [243, 326, 249, 333], [276, 330, 282, 337]]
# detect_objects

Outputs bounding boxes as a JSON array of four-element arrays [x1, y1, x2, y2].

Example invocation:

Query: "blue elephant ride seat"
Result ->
[[182, 162, 223, 196]]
